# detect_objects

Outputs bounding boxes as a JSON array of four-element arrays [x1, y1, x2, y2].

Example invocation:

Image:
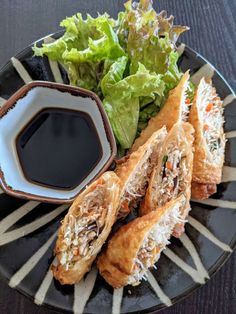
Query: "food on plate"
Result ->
[[97, 195, 186, 288], [33, 0, 189, 149], [102, 61, 165, 148], [31, 0, 226, 289], [139, 122, 194, 238], [131, 71, 191, 152], [115, 126, 167, 218], [191, 182, 217, 200], [189, 78, 225, 199], [52, 172, 120, 284]]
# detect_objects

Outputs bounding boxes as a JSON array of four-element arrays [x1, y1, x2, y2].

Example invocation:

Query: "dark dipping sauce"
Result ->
[[16, 108, 102, 190]]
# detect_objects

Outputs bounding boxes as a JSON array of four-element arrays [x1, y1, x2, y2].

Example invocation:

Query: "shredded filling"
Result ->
[[60, 185, 107, 270], [181, 82, 191, 121], [198, 81, 225, 161], [119, 154, 152, 217], [119, 133, 165, 217], [155, 144, 187, 207], [128, 202, 184, 285]]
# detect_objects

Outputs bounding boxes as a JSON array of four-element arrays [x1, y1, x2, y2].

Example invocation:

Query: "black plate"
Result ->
[[0, 34, 235, 314]]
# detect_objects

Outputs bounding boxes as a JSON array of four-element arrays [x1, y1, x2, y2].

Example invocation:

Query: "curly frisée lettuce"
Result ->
[[33, 0, 188, 149]]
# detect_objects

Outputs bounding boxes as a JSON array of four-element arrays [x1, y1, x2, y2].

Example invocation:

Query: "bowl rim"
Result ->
[[0, 80, 117, 204]]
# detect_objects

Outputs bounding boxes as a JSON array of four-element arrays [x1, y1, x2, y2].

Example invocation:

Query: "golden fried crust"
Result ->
[[191, 182, 217, 199], [140, 122, 194, 219], [139, 167, 156, 216], [97, 197, 182, 288], [131, 71, 190, 152], [188, 78, 225, 185], [52, 255, 94, 285], [53, 172, 121, 285], [115, 127, 167, 217]]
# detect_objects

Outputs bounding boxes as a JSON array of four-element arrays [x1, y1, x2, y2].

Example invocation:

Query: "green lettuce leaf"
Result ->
[[62, 17, 125, 63], [103, 97, 140, 149], [102, 63, 165, 148], [138, 102, 160, 133], [67, 62, 101, 91], [186, 80, 195, 102], [101, 56, 128, 95], [162, 50, 182, 91], [33, 14, 125, 91], [33, 14, 100, 61]]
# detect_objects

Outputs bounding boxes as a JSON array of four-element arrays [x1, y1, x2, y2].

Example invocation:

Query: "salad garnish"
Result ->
[[33, 0, 189, 149]]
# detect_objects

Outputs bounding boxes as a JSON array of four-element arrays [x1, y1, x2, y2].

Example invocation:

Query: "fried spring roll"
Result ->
[[52, 172, 120, 285], [131, 71, 191, 152], [97, 195, 186, 288], [140, 122, 194, 237], [115, 127, 167, 218], [189, 78, 225, 199]]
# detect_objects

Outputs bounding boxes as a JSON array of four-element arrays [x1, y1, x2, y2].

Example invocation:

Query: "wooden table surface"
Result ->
[[0, 0, 235, 313]]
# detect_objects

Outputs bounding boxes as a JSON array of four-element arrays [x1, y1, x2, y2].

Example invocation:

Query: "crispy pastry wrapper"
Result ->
[[115, 126, 167, 218], [140, 122, 194, 224], [52, 172, 120, 285], [191, 182, 217, 200], [131, 71, 190, 152], [189, 78, 225, 194], [97, 195, 185, 288]]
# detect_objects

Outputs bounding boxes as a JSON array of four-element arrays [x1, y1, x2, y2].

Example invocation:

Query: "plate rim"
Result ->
[[0, 31, 235, 314]]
